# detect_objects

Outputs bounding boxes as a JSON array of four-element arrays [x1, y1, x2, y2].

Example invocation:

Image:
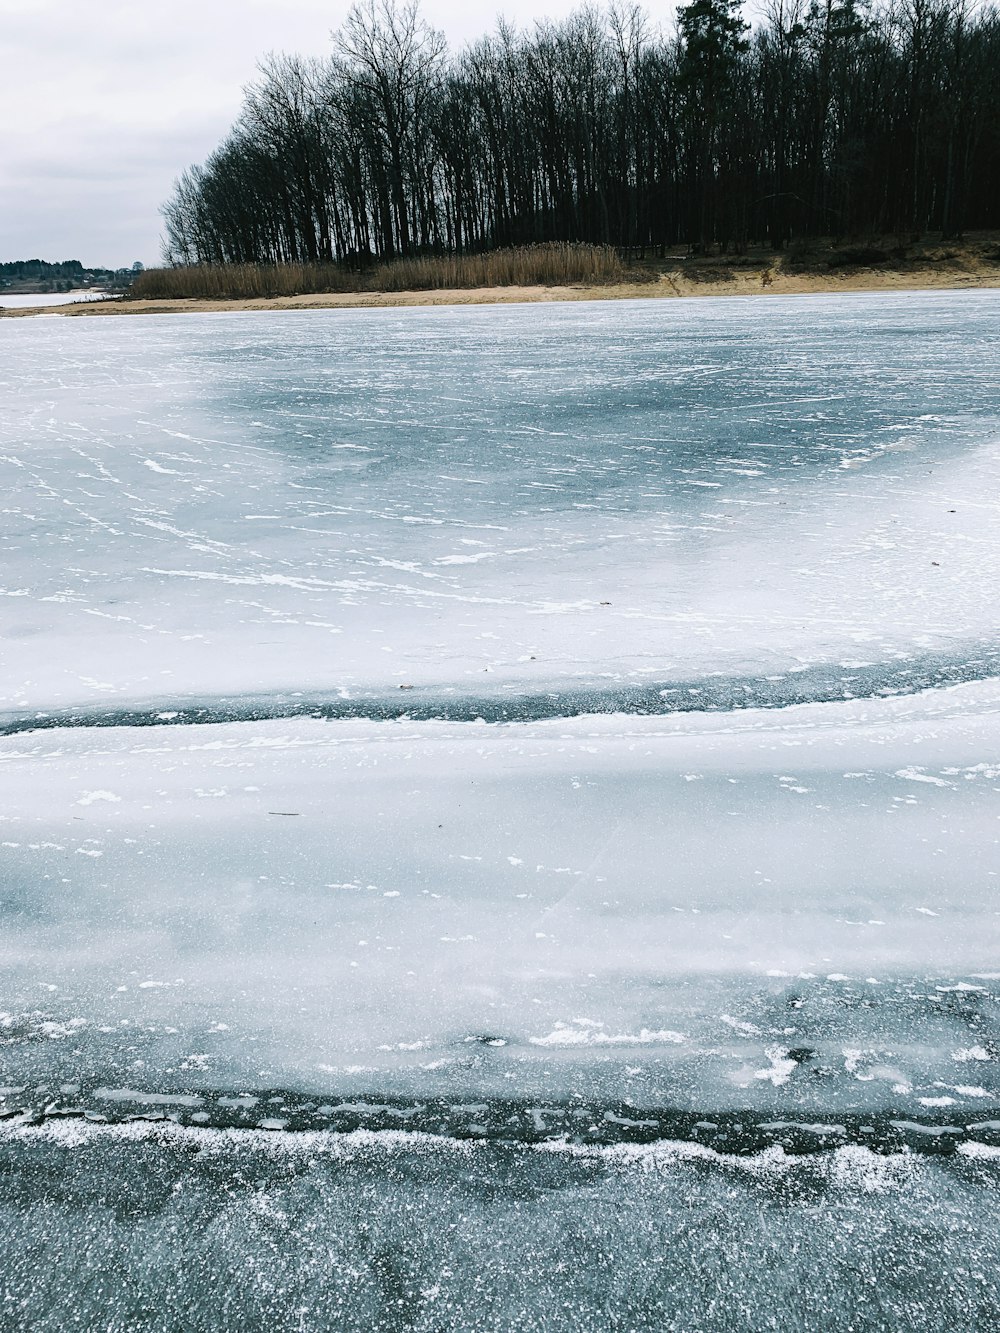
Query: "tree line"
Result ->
[[0, 259, 137, 293], [0, 259, 88, 281], [162, 0, 1000, 266]]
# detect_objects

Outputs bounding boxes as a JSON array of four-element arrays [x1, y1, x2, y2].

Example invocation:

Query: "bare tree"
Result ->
[[161, 0, 1000, 266], [333, 0, 447, 256]]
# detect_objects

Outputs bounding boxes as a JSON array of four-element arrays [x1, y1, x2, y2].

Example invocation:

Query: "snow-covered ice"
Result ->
[[1, 292, 999, 715], [2, 293, 999, 1134], [3, 670, 1000, 1117]]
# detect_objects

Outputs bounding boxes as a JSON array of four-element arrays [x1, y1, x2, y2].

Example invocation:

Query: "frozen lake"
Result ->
[[2, 292, 999, 716], [2, 293, 1000, 1326], [0, 290, 113, 310]]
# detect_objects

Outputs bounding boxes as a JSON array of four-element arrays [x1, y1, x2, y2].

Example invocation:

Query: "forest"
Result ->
[[163, 0, 1000, 266]]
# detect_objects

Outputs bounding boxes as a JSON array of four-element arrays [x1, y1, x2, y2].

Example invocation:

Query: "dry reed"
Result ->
[[130, 244, 629, 302], [130, 262, 362, 301], [370, 243, 627, 290]]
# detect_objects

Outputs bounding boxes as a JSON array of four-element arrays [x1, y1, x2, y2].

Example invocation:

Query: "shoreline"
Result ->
[[4, 265, 999, 317]]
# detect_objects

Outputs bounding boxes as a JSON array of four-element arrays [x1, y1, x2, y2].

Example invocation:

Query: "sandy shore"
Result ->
[[4, 264, 999, 318]]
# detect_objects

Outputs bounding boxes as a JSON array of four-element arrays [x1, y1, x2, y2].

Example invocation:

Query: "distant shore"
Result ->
[[4, 263, 999, 318]]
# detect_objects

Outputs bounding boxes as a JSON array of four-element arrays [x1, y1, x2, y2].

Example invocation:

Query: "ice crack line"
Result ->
[[3, 1091, 999, 1156], [3, 647, 1000, 737]]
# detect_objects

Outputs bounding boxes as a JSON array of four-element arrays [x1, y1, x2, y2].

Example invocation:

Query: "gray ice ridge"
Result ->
[[4, 645, 999, 737]]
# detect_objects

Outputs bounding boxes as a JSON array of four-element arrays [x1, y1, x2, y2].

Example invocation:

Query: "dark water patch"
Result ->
[[4, 647, 1000, 737]]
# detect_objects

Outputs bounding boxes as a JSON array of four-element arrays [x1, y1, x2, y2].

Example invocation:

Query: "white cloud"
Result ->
[[0, 0, 588, 266]]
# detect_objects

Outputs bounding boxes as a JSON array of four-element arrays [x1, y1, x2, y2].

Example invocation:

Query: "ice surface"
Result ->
[[1, 292, 999, 715], [2, 1119, 1000, 1332], [4, 290, 1000, 1325], [2, 685, 1000, 1116], [0, 292, 112, 310], [2, 292, 999, 1130]]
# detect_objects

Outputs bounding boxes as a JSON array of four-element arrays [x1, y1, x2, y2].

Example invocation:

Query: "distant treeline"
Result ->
[[1, 259, 88, 285], [162, 0, 1000, 266], [0, 259, 139, 292]]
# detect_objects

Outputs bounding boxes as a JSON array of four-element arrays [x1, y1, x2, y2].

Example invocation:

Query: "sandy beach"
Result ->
[[4, 261, 999, 318]]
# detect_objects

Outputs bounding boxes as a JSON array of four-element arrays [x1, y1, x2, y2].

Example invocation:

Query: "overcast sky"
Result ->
[[0, 0, 596, 268]]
